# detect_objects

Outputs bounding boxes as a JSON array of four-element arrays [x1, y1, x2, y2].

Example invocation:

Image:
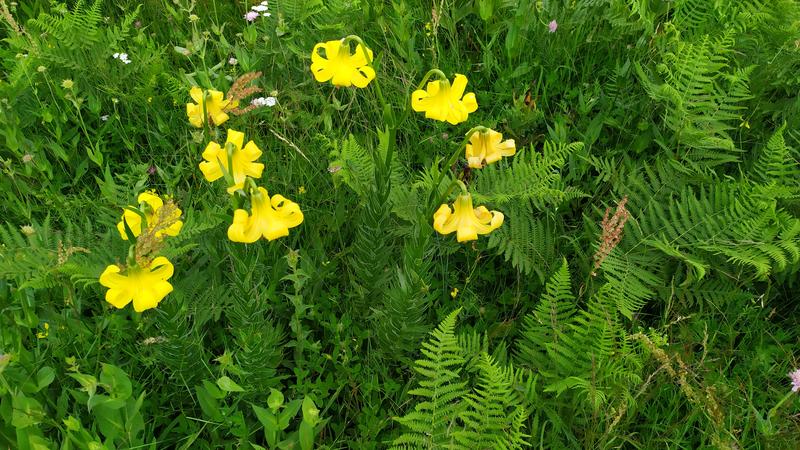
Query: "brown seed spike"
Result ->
[[591, 196, 630, 276], [225, 71, 264, 116]]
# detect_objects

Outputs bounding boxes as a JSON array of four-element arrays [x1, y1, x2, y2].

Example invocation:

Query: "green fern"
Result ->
[[516, 259, 575, 372], [515, 262, 644, 412], [392, 308, 467, 449], [454, 354, 529, 450], [472, 141, 585, 206], [633, 183, 800, 279], [393, 309, 530, 449], [636, 32, 752, 170], [487, 203, 559, 281], [474, 141, 585, 279], [373, 229, 433, 362], [751, 124, 800, 201]]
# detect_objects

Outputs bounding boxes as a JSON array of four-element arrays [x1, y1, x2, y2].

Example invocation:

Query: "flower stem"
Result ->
[[767, 390, 796, 421], [427, 126, 486, 212]]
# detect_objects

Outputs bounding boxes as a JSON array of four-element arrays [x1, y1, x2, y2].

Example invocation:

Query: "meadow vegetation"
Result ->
[[1, 0, 800, 448]]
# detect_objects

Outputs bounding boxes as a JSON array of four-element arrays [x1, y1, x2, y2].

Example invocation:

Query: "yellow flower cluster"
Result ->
[[100, 191, 182, 312], [198, 128, 304, 243], [308, 36, 516, 243]]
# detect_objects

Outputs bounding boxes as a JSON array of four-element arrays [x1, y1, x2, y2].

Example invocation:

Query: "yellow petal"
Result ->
[[212, 111, 230, 126], [498, 139, 516, 157], [311, 42, 327, 64], [271, 194, 304, 228], [350, 44, 374, 66], [162, 220, 184, 237], [311, 63, 334, 83], [244, 161, 265, 179], [189, 87, 204, 103], [331, 63, 354, 87], [148, 257, 174, 279], [99, 264, 124, 288], [451, 74, 468, 99], [186, 103, 203, 128], [132, 282, 173, 312], [138, 191, 164, 210], [411, 89, 429, 112], [199, 160, 223, 181], [106, 286, 133, 309], [461, 92, 478, 113], [456, 224, 479, 242], [226, 129, 245, 150], [351, 65, 376, 88], [241, 141, 262, 160], [433, 204, 455, 234], [227, 209, 257, 243], [117, 209, 142, 240], [323, 40, 342, 59]]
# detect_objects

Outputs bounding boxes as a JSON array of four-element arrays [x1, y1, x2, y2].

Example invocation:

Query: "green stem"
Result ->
[[342, 35, 395, 192], [427, 126, 487, 212], [767, 390, 796, 421], [201, 88, 210, 138], [126, 245, 137, 267]]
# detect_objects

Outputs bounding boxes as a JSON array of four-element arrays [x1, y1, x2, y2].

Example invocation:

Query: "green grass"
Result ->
[[1, 0, 800, 448]]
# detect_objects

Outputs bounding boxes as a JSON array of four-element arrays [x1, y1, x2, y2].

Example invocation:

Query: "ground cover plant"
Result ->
[[1, 0, 800, 448]]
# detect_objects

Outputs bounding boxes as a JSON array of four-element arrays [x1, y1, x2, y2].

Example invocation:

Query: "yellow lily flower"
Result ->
[[99, 257, 174, 312], [310, 39, 376, 88], [433, 193, 503, 242], [412, 74, 478, 125], [117, 191, 183, 240], [465, 129, 516, 168], [228, 187, 304, 243], [198, 129, 264, 193], [186, 87, 231, 128]]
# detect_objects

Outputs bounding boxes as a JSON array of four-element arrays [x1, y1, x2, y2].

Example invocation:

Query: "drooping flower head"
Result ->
[[186, 87, 231, 128], [99, 257, 174, 312], [117, 191, 183, 240], [433, 193, 503, 242], [412, 74, 478, 125], [199, 129, 264, 193], [228, 187, 304, 243], [310, 39, 376, 88], [789, 368, 800, 393], [466, 128, 516, 168]]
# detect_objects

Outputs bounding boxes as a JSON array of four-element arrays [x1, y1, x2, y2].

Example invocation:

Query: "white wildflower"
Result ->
[[251, 96, 277, 107]]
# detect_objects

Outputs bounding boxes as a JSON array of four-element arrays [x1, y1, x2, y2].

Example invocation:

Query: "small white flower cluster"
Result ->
[[245, 1, 271, 21], [112, 52, 131, 64], [251, 96, 277, 108]]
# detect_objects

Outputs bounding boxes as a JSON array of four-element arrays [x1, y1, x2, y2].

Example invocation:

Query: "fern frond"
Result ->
[[487, 202, 559, 281], [636, 33, 752, 169], [516, 259, 576, 372], [454, 353, 529, 450], [472, 142, 585, 206], [392, 308, 467, 449]]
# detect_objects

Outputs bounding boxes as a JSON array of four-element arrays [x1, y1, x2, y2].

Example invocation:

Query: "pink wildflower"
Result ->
[[244, 11, 259, 22], [548, 20, 558, 33], [790, 368, 800, 392]]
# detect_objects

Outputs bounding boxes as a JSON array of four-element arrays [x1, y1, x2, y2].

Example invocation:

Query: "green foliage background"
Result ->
[[1, 0, 799, 448]]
